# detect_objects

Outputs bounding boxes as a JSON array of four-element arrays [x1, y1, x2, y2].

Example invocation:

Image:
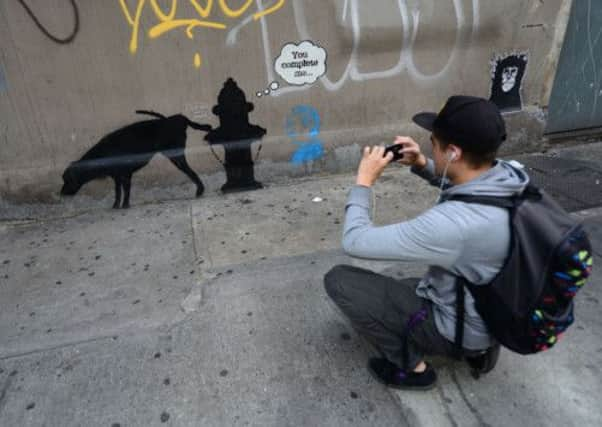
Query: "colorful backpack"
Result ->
[[448, 184, 593, 355]]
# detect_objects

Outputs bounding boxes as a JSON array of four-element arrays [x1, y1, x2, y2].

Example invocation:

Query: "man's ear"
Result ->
[[447, 144, 462, 161]]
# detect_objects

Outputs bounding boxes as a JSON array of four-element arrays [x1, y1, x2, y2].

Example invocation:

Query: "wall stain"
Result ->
[[0, 64, 6, 92]]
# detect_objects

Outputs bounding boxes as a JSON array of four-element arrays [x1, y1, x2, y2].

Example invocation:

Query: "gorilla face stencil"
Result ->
[[490, 53, 528, 112], [502, 66, 520, 93]]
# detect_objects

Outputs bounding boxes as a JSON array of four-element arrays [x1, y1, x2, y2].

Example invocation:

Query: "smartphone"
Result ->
[[384, 144, 404, 161]]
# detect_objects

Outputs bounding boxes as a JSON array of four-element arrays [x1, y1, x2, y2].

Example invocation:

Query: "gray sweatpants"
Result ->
[[324, 264, 469, 371]]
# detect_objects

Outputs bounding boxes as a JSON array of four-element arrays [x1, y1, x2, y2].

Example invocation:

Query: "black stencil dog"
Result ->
[[61, 111, 212, 209]]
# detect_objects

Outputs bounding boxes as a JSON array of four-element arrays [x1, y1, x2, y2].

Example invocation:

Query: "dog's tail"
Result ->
[[136, 110, 167, 120], [185, 117, 212, 133]]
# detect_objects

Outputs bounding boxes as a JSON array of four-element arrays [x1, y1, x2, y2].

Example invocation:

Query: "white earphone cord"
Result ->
[[440, 157, 452, 192], [435, 156, 453, 204]]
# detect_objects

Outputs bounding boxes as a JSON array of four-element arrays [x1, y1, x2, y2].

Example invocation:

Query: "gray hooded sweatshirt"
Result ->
[[342, 158, 530, 350]]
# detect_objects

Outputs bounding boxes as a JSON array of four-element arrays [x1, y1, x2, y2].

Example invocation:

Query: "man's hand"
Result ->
[[392, 136, 427, 169], [356, 146, 393, 187]]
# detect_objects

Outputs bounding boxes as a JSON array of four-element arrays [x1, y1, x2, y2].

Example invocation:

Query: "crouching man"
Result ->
[[324, 96, 530, 390]]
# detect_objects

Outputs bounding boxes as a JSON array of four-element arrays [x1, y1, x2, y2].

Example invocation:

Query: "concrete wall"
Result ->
[[0, 0, 572, 203]]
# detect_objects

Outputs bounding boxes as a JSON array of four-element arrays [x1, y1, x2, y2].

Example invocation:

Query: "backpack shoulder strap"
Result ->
[[446, 195, 516, 209], [445, 184, 542, 208], [454, 277, 466, 359]]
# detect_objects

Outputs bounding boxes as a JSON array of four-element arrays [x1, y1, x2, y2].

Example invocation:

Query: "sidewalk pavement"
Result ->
[[1, 143, 602, 427]]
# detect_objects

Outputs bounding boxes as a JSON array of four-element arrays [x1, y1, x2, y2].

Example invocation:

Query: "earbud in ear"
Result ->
[[447, 151, 457, 161]]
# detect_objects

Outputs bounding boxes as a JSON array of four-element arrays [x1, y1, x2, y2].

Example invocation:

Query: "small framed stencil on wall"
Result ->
[[489, 52, 529, 113]]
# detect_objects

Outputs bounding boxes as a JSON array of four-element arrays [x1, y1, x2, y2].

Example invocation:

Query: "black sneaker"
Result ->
[[367, 358, 437, 391], [466, 344, 501, 379]]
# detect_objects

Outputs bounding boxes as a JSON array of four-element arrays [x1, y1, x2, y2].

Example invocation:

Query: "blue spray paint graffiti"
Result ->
[[285, 105, 324, 165]]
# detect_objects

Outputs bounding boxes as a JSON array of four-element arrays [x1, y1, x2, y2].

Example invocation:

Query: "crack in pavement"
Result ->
[[450, 367, 492, 427], [0, 376, 13, 415], [436, 381, 460, 427], [0, 335, 116, 362], [0, 312, 193, 361]]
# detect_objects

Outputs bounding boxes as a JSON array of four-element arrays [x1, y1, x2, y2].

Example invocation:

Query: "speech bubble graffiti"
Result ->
[[275, 41, 327, 86]]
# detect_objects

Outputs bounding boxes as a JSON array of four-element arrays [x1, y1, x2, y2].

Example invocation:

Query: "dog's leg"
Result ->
[[112, 176, 122, 209], [121, 174, 132, 209], [166, 152, 205, 197]]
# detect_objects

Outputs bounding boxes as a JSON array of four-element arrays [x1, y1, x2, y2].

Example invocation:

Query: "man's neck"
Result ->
[[450, 163, 495, 185]]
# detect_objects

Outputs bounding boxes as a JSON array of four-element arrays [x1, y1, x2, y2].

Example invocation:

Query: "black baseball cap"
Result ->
[[412, 95, 507, 154]]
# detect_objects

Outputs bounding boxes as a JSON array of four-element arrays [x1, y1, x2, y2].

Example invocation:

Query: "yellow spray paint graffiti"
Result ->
[[118, 0, 286, 67]]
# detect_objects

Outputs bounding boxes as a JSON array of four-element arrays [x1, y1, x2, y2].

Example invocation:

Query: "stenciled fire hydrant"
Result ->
[[205, 78, 266, 193]]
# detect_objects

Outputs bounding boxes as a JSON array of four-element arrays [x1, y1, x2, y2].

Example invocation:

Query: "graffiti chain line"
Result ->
[[208, 144, 263, 167]]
